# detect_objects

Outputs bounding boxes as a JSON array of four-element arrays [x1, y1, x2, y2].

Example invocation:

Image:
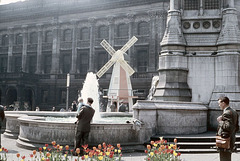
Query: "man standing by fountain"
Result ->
[[217, 96, 239, 161], [0, 105, 5, 148], [74, 97, 95, 155]]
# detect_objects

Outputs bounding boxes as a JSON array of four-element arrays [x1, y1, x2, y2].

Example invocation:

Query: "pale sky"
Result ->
[[0, 0, 25, 5]]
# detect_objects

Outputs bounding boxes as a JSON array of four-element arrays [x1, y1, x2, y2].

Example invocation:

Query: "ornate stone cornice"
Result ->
[[147, 11, 157, 20], [88, 17, 96, 25], [127, 13, 135, 22], [36, 24, 43, 31], [107, 15, 115, 25]]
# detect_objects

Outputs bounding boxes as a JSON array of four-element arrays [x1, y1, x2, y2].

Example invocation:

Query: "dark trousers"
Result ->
[[220, 150, 231, 161], [74, 131, 89, 150]]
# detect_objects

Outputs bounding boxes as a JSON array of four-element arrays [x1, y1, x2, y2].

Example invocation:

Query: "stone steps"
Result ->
[[149, 132, 240, 153]]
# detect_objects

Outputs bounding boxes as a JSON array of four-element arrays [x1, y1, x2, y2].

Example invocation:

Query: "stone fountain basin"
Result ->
[[5, 111, 140, 150]]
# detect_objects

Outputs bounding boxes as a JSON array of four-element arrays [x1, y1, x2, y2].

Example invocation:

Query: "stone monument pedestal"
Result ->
[[133, 100, 208, 142]]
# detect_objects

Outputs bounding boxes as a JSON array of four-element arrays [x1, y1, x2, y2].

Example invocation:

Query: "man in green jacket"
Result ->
[[217, 96, 239, 161]]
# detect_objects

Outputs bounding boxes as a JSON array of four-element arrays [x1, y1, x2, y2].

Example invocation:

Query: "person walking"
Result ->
[[74, 97, 95, 155], [0, 105, 5, 148], [217, 96, 239, 161]]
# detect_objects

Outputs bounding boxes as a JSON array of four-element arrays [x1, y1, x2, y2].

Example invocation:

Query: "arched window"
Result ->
[[63, 29, 72, 41], [2, 34, 9, 46], [30, 32, 38, 44], [45, 31, 53, 43], [117, 24, 128, 37], [16, 33, 23, 45], [98, 26, 108, 39], [138, 22, 149, 36], [97, 52, 108, 70], [80, 27, 89, 40], [184, 0, 199, 10], [137, 50, 148, 72]]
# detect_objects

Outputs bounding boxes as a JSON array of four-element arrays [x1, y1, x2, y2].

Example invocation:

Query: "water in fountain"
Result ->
[[80, 72, 101, 121]]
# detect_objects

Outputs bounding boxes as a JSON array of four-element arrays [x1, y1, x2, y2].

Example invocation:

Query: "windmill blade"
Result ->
[[118, 59, 135, 76], [100, 39, 116, 56], [120, 36, 138, 53], [96, 58, 116, 78]]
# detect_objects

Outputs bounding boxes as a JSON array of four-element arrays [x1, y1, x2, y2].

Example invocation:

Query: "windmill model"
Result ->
[[97, 36, 138, 112]]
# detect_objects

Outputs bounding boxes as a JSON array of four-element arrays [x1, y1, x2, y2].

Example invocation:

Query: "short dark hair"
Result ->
[[218, 96, 230, 105], [87, 97, 94, 104]]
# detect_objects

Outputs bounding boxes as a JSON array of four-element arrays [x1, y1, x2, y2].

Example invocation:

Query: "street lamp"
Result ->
[[66, 73, 70, 111]]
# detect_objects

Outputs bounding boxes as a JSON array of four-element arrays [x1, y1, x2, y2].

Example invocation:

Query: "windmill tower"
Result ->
[[97, 36, 138, 112]]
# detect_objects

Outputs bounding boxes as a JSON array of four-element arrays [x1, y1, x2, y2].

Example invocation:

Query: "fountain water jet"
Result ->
[[80, 72, 100, 121]]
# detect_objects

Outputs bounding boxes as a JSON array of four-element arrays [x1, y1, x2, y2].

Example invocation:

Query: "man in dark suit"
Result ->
[[217, 96, 239, 161], [0, 105, 5, 148], [74, 97, 95, 153]]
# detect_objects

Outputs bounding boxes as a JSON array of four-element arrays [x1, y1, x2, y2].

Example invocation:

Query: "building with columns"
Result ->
[[0, 0, 169, 110]]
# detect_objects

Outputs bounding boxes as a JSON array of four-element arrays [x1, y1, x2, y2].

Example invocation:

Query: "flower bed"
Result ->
[[145, 137, 182, 161]]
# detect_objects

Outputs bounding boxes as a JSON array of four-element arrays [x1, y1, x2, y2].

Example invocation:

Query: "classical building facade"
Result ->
[[0, 0, 168, 110]]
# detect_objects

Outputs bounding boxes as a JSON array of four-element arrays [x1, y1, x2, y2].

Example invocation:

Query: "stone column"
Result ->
[[153, 1, 191, 102], [36, 24, 43, 74], [21, 25, 28, 72], [199, 0, 203, 16], [148, 11, 157, 71], [7, 27, 14, 73], [160, 9, 186, 55], [127, 13, 135, 67], [156, 10, 168, 68], [217, 8, 240, 54], [88, 17, 96, 72], [70, 20, 77, 74], [51, 20, 60, 74], [227, 0, 234, 8]]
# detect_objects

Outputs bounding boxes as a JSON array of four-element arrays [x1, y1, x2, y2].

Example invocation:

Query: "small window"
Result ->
[[60, 90, 66, 104], [98, 26, 108, 39], [138, 22, 149, 36], [97, 52, 108, 70], [62, 54, 71, 73], [41, 90, 49, 103], [2, 34, 9, 46], [16, 34, 23, 45], [137, 50, 148, 72], [205, 0, 220, 9], [30, 32, 38, 44], [14, 57, 22, 72], [63, 29, 72, 41], [80, 27, 89, 40], [184, 0, 199, 10], [117, 24, 128, 37], [45, 31, 53, 43], [78, 53, 89, 74], [43, 55, 52, 73], [28, 56, 36, 73]]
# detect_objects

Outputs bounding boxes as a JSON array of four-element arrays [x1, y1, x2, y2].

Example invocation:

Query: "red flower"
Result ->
[[81, 156, 85, 160], [82, 144, 88, 149], [21, 156, 26, 159], [52, 141, 56, 146], [147, 145, 151, 150], [65, 145, 69, 150], [33, 150, 37, 155], [46, 158, 50, 161], [16, 153, 20, 158], [109, 154, 113, 158], [145, 150, 148, 154], [45, 144, 49, 147], [98, 144, 102, 150], [30, 154, 33, 158], [39, 147, 42, 151], [178, 152, 181, 156]]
